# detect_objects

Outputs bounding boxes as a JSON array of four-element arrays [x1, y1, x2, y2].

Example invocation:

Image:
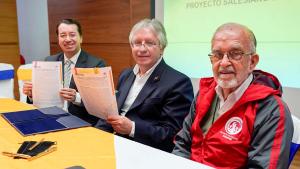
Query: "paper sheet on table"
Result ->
[[72, 67, 118, 120], [32, 61, 63, 108]]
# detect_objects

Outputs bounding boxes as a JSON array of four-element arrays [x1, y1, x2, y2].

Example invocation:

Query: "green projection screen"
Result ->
[[163, 0, 300, 88]]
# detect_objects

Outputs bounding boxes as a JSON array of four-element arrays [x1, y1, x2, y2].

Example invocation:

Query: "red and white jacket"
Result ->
[[173, 70, 293, 169]]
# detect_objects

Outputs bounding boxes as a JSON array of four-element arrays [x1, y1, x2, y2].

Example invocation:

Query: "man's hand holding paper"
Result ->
[[59, 88, 77, 102], [107, 115, 133, 135], [23, 81, 33, 98]]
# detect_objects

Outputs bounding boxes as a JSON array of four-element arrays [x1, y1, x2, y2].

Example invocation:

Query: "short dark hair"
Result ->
[[56, 18, 82, 36]]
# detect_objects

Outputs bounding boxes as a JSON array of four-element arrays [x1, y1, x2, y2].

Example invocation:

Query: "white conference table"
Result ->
[[114, 135, 213, 169]]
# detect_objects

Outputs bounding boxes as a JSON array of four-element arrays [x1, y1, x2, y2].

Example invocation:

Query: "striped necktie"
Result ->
[[64, 59, 72, 88]]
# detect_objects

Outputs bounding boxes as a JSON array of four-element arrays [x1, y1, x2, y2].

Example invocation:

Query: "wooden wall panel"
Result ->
[[51, 43, 132, 84], [82, 43, 132, 84], [48, 0, 131, 43], [48, 0, 151, 85], [0, 45, 20, 64], [0, 0, 19, 43], [290, 151, 300, 169], [0, 0, 20, 99], [131, 0, 151, 26]]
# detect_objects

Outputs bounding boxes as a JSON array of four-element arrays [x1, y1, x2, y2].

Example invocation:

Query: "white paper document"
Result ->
[[32, 61, 64, 108], [72, 67, 118, 120]]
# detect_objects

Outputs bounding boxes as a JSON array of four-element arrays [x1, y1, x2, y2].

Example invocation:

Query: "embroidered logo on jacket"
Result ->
[[225, 117, 243, 135]]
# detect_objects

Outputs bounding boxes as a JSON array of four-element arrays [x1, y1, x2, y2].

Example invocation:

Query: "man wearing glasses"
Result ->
[[96, 18, 194, 152], [172, 23, 293, 168]]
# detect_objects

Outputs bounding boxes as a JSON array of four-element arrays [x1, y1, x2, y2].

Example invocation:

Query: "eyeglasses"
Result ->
[[208, 50, 252, 62], [132, 41, 159, 48]]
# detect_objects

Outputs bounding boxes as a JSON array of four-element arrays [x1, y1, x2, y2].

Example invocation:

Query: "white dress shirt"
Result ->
[[121, 57, 163, 137], [63, 49, 82, 111], [215, 73, 253, 117]]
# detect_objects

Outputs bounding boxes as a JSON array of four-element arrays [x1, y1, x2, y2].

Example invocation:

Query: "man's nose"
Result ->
[[65, 35, 72, 41], [219, 53, 231, 66], [139, 43, 147, 51]]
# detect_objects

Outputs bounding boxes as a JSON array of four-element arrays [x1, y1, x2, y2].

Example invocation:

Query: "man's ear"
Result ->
[[249, 54, 259, 70], [80, 36, 83, 43], [160, 48, 164, 56]]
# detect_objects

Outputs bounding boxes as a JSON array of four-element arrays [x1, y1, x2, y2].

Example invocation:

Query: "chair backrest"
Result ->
[[190, 78, 200, 96], [289, 115, 300, 165], [0, 63, 14, 98], [17, 63, 32, 102]]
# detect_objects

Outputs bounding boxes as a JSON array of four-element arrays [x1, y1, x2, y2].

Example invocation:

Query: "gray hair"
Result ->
[[129, 18, 168, 49], [212, 23, 257, 53]]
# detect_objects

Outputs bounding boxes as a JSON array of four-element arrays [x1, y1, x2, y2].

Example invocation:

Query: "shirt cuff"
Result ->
[[72, 92, 82, 105], [129, 121, 135, 137]]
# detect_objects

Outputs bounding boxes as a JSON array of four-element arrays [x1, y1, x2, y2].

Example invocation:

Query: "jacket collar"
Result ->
[[117, 59, 166, 112], [58, 50, 87, 89]]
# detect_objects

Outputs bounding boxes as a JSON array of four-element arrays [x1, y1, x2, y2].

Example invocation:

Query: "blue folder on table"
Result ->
[[1, 106, 91, 136]]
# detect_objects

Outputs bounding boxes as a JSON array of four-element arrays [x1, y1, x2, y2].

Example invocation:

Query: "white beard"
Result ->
[[217, 78, 238, 89]]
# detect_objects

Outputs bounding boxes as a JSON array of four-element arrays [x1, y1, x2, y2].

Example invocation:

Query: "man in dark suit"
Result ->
[[23, 19, 105, 125], [96, 18, 194, 152]]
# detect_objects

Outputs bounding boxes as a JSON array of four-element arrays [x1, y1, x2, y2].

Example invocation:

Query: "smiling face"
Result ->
[[131, 28, 163, 74], [57, 23, 82, 58], [211, 25, 259, 94]]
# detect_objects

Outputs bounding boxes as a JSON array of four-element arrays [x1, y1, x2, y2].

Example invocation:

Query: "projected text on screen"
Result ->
[[164, 0, 300, 88]]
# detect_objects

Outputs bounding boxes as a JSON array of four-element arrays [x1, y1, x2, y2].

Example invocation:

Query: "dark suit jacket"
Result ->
[[96, 59, 194, 152], [29, 50, 106, 125]]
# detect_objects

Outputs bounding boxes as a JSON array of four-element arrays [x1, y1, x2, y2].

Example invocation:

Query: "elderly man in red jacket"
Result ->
[[172, 23, 293, 169]]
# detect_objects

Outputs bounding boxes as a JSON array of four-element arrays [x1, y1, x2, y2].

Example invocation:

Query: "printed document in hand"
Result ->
[[72, 67, 118, 120], [32, 61, 64, 108]]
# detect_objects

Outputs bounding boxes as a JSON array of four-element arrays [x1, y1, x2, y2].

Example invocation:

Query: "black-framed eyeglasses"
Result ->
[[132, 41, 159, 48], [208, 50, 253, 62]]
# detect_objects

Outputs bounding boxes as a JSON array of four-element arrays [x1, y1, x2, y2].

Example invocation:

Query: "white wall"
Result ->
[[155, 0, 164, 23], [16, 0, 50, 63], [282, 87, 300, 118]]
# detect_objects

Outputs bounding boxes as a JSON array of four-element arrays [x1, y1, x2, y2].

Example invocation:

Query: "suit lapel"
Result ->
[[117, 72, 135, 111], [74, 51, 87, 68], [69, 51, 87, 89], [57, 53, 64, 62], [127, 60, 165, 112]]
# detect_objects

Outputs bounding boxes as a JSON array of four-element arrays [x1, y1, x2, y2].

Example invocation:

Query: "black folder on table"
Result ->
[[1, 106, 91, 136]]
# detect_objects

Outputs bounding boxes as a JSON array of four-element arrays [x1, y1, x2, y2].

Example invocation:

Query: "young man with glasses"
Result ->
[[96, 18, 194, 152], [172, 23, 293, 168]]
